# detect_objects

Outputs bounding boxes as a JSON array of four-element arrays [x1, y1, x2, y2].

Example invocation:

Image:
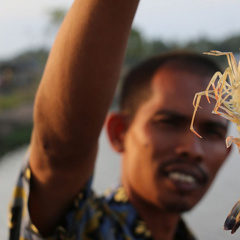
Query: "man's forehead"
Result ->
[[158, 59, 217, 77], [153, 65, 213, 84], [145, 64, 230, 122], [150, 68, 211, 99]]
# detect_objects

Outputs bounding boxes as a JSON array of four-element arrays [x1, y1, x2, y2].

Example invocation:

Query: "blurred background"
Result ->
[[1, 0, 240, 239]]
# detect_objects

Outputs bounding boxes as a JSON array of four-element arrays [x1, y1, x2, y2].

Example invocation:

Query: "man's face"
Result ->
[[121, 66, 231, 212]]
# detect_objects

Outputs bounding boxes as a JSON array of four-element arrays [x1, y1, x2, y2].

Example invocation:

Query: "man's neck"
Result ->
[[138, 206, 180, 240], [123, 183, 180, 240]]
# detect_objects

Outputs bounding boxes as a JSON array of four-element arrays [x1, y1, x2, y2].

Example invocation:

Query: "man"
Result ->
[[9, 0, 231, 239]]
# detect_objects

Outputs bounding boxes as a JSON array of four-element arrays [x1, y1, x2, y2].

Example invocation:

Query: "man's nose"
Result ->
[[175, 130, 204, 161]]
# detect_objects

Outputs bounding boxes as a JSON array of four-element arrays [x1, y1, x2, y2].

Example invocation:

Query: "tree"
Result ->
[[45, 8, 67, 47]]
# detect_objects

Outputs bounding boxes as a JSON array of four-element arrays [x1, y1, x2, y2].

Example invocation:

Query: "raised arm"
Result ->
[[29, 0, 140, 235]]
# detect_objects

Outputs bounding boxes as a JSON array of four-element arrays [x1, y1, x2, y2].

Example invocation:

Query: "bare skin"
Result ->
[[29, 0, 140, 235], [28, 1, 231, 239], [107, 66, 231, 240]]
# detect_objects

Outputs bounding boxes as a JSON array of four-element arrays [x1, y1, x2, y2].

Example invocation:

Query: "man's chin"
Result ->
[[169, 204, 193, 213], [159, 198, 196, 213]]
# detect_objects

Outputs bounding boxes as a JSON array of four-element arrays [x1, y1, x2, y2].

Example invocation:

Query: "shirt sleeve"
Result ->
[[8, 151, 94, 240]]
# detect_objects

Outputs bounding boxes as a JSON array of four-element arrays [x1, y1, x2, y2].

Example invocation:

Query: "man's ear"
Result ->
[[105, 112, 128, 153]]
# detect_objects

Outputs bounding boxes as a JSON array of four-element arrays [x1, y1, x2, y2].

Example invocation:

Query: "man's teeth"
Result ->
[[168, 172, 196, 183]]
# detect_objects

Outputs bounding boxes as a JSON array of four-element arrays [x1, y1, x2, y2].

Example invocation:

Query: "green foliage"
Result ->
[[0, 85, 36, 110], [0, 124, 32, 156], [125, 28, 170, 66], [48, 8, 66, 26], [45, 8, 67, 37], [216, 36, 240, 53], [125, 28, 147, 65], [14, 49, 49, 68], [124, 30, 240, 69]]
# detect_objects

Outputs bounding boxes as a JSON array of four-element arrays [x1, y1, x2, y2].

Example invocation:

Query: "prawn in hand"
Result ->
[[190, 50, 240, 234]]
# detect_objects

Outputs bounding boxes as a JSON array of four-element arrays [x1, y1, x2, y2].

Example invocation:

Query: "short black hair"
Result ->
[[119, 51, 221, 118]]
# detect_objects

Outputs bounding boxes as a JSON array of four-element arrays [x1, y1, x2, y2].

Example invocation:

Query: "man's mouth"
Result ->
[[168, 171, 196, 184], [160, 162, 208, 192], [165, 170, 199, 192]]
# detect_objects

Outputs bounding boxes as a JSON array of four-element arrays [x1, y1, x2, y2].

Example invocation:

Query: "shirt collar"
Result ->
[[104, 185, 196, 240]]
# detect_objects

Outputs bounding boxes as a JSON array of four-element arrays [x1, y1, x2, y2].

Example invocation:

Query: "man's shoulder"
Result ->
[[8, 164, 196, 240]]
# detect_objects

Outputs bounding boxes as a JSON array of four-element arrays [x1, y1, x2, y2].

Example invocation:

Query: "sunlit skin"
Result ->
[[107, 64, 231, 239]]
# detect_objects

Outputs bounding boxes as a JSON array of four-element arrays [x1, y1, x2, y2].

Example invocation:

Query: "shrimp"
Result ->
[[190, 50, 240, 234], [190, 50, 240, 149]]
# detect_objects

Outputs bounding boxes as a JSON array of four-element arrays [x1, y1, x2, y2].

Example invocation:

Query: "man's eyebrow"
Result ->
[[154, 110, 188, 120]]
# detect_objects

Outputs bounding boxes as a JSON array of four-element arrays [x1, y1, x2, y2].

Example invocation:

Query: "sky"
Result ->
[[1, 0, 240, 59]]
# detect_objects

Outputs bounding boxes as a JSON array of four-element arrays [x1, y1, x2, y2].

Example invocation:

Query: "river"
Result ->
[[1, 125, 240, 239]]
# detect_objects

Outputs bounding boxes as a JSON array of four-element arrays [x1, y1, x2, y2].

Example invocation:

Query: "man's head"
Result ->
[[106, 51, 231, 214], [119, 51, 222, 119]]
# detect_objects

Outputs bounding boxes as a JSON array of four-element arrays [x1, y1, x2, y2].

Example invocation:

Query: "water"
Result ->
[[1, 125, 240, 239]]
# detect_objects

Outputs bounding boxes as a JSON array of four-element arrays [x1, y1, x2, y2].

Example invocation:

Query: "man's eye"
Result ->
[[161, 119, 176, 125], [153, 118, 178, 127], [153, 117, 172, 123], [203, 128, 226, 140]]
